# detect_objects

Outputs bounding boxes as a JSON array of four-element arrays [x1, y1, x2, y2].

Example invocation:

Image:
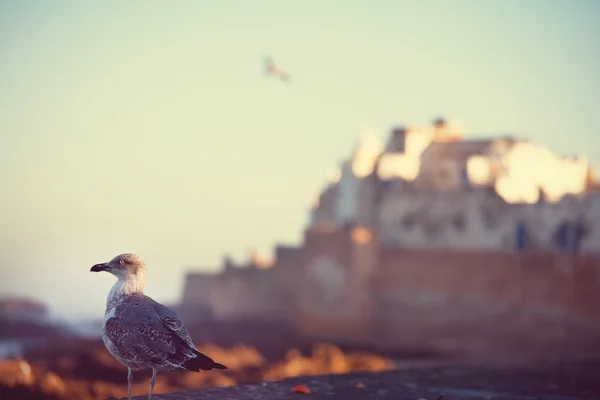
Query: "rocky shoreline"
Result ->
[[0, 338, 395, 400], [134, 359, 600, 400]]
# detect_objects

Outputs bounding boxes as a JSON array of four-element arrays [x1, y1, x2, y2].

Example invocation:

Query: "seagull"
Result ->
[[90, 253, 227, 400], [264, 56, 291, 83]]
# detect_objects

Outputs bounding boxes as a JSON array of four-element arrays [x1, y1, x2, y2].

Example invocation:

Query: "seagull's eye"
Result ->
[[119, 259, 125, 265]]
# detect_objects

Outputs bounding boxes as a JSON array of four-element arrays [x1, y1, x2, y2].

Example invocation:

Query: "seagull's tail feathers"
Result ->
[[182, 349, 227, 372]]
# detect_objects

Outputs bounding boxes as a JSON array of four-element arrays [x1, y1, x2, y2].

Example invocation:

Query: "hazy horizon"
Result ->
[[1, 0, 599, 318]]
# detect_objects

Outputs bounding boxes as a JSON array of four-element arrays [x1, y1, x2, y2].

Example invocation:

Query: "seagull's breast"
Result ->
[[101, 307, 118, 351], [101, 306, 117, 334], [101, 305, 145, 370]]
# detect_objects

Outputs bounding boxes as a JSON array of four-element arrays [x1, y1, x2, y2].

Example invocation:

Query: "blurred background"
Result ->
[[1, 1, 600, 399]]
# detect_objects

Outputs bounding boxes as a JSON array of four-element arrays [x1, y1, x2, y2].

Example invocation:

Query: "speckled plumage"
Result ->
[[102, 292, 200, 371], [91, 253, 226, 400]]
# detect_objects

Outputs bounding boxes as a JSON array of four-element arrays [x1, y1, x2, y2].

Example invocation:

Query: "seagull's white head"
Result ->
[[90, 253, 147, 281]]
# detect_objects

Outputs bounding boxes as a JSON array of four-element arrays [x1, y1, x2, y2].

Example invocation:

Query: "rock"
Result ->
[[38, 372, 67, 396], [195, 343, 266, 371], [0, 359, 35, 387], [262, 343, 394, 381], [0, 339, 393, 400], [140, 359, 600, 400]]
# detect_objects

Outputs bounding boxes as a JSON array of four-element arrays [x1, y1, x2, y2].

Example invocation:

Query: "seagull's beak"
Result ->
[[90, 263, 108, 272]]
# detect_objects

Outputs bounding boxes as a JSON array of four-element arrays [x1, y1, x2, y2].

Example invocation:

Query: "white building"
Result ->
[[308, 117, 599, 255]]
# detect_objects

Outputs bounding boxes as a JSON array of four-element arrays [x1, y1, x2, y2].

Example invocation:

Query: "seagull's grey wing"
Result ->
[[153, 302, 196, 349], [104, 297, 196, 368], [152, 299, 228, 372], [104, 313, 172, 367]]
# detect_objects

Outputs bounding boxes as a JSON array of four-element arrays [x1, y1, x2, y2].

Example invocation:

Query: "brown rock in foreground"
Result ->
[[0, 341, 394, 400], [137, 359, 600, 400]]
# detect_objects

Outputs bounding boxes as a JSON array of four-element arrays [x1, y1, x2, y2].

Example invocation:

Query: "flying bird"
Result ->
[[90, 253, 227, 400], [264, 56, 291, 82]]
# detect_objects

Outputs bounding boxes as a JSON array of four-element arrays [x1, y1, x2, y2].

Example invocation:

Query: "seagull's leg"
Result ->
[[148, 368, 157, 400], [127, 368, 133, 400]]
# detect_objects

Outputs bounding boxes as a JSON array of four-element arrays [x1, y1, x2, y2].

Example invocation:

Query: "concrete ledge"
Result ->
[[127, 360, 600, 400]]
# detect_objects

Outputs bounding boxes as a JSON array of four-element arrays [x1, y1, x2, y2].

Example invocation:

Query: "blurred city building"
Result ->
[[180, 117, 600, 360]]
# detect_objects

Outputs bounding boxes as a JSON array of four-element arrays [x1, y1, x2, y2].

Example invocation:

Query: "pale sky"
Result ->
[[0, 0, 598, 319]]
